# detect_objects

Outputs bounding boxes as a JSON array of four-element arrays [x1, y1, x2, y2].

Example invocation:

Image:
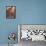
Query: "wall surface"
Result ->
[[0, 0, 46, 45], [0, 0, 18, 44], [17, 0, 46, 24]]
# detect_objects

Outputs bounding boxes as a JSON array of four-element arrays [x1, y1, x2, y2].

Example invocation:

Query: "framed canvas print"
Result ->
[[6, 6, 16, 19], [18, 24, 46, 41]]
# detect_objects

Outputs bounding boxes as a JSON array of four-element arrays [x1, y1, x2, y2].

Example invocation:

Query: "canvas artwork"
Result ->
[[7, 32, 18, 46], [18, 25, 46, 41], [6, 6, 16, 19]]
